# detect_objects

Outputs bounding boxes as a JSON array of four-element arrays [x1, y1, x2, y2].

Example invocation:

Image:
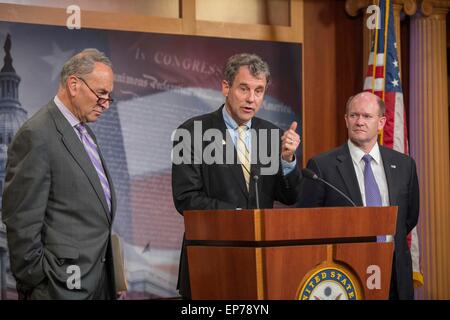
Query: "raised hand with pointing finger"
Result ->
[[281, 121, 300, 162], [172, 53, 302, 299]]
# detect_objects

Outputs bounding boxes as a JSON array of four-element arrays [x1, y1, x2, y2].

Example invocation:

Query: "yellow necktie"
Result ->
[[237, 125, 251, 190]]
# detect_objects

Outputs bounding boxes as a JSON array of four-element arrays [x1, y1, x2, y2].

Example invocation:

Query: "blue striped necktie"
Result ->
[[362, 154, 385, 242], [75, 123, 112, 213], [362, 154, 382, 207]]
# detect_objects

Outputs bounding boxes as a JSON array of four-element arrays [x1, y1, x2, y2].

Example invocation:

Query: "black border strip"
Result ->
[[185, 236, 378, 247]]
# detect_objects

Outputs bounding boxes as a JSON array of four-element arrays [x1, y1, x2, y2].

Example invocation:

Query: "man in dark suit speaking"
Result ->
[[297, 91, 419, 299], [172, 53, 302, 299], [2, 48, 117, 299]]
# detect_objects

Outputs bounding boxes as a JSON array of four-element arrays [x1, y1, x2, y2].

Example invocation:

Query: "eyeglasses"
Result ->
[[78, 77, 114, 105]]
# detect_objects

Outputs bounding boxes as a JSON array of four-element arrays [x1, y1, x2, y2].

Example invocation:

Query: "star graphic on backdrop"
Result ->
[[41, 43, 75, 82], [393, 60, 398, 68], [391, 79, 399, 87]]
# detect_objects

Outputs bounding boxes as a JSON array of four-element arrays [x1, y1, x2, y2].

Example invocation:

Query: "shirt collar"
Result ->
[[222, 105, 251, 131], [54, 95, 81, 128], [347, 139, 381, 165]]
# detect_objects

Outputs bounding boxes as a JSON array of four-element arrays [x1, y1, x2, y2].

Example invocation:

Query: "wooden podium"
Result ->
[[184, 207, 397, 300]]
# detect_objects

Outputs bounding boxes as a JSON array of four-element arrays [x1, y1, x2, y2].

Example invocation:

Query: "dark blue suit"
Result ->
[[172, 105, 301, 299], [297, 143, 419, 299]]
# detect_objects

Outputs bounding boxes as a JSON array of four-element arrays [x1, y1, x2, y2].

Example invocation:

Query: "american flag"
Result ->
[[363, 0, 423, 288]]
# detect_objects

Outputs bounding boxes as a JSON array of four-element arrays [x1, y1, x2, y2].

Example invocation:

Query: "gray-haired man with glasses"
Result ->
[[2, 48, 118, 299]]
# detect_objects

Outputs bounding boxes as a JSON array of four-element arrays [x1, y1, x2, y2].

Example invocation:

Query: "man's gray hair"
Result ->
[[346, 93, 386, 116], [223, 53, 270, 86], [60, 48, 112, 85]]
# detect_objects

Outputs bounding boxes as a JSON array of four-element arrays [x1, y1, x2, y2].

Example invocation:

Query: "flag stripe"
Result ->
[[367, 52, 386, 67], [366, 65, 385, 78], [364, 0, 422, 287]]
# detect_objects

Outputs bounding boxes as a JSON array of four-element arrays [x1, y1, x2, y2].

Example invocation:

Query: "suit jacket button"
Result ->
[[101, 258, 106, 263]]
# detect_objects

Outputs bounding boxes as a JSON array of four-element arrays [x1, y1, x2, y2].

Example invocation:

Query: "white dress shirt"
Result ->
[[54, 95, 83, 141], [347, 140, 389, 207], [222, 107, 296, 175], [347, 140, 392, 242]]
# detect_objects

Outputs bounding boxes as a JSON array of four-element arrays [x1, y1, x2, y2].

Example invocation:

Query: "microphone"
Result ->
[[253, 175, 260, 209], [301, 168, 357, 207]]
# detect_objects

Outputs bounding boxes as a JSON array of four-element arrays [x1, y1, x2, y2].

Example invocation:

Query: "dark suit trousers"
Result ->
[[92, 265, 114, 300], [389, 255, 399, 300]]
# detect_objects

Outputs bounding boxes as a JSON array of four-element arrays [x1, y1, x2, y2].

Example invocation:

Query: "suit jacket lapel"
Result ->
[[336, 144, 364, 206], [86, 125, 116, 222], [101, 156, 116, 220], [249, 118, 263, 183], [213, 106, 248, 198], [48, 102, 112, 224], [379, 146, 397, 205]]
